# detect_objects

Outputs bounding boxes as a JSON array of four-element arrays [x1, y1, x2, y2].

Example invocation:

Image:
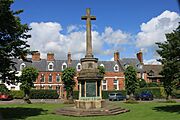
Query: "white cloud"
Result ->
[[144, 59, 161, 65], [136, 10, 180, 48], [102, 27, 130, 45], [28, 22, 129, 60], [67, 25, 79, 33]]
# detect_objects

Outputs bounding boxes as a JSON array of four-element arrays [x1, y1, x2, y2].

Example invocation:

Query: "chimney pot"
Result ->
[[137, 51, 143, 64], [114, 51, 119, 61], [32, 52, 40, 61], [47, 52, 54, 61]]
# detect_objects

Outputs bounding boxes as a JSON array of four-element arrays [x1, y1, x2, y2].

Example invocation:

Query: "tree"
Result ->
[[124, 66, 138, 99], [156, 24, 180, 100], [0, 0, 31, 83], [20, 67, 38, 103], [138, 78, 147, 88], [62, 67, 76, 100], [98, 66, 105, 76]]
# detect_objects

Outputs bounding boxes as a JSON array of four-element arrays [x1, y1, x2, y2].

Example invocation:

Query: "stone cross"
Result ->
[[81, 8, 96, 58]]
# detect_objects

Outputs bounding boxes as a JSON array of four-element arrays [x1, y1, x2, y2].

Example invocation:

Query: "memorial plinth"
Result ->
[[76, 8, 104, 109]]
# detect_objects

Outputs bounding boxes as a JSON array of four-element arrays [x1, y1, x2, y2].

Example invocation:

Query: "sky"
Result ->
[[11, 0, 180, 64]]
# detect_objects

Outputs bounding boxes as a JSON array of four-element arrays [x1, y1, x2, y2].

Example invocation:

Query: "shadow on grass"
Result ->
[[0, 107, 48, 119], [153, 105, 180, 114]]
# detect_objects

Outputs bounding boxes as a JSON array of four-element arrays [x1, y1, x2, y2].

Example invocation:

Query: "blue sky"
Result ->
[[12, 0, 180, 64]]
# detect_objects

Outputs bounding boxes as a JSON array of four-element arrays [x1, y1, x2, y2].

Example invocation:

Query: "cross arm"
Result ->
[[81, 16, 87, 20], [90, 16, 96, 20]]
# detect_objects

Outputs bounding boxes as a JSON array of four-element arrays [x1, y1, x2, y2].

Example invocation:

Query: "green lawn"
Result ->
[[0, 101, 179, 120]]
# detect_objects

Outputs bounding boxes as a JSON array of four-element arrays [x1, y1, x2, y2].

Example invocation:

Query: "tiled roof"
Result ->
[[143, 65, 163, 77], [13, 58, 140, 72]]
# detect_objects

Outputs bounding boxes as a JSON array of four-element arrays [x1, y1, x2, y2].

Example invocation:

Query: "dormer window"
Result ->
[[76, 63, 81, 71], [20, 63, 26, 71], [114, 64, 119, 72], [124, 64, 129, 69], [62, 62, 67, 71], [100, 64, 104, 68], [48, 62, 54, 71], [148, 70, 154, 76]]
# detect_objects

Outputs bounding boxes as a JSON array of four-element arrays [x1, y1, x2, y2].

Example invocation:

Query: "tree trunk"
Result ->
[[23, 90, 31, 104], [166, 94, 171, 100]]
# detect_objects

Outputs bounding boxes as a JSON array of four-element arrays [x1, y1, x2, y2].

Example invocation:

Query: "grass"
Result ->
[[0, 101, 179, 120]]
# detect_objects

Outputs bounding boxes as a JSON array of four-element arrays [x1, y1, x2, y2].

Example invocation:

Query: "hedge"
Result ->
[[29, 90, 59, 99], [10, 90, 24, 99], [135, 87, 166, 98], [72, 90, 126, 99], [0, 84, 9, 94], [10, 89, 59, 99], [73, 87, 166, 99]]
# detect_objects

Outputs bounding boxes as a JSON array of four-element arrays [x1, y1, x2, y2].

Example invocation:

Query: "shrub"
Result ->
[[147, 82, 159, 87], [138, 79, 147, 88], [124, 99, 138, 104], [0, 84, 9, 94], [73, 91, 79, 99], [29, 90, 59, 99], [158, 100, 177, 103], [136, 87, 166, 98], [10, 90, 24, 99]]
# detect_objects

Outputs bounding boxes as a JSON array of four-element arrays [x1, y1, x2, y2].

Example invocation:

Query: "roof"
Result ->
[[13, 57, 140, 72], [143, 65, 163, 77]]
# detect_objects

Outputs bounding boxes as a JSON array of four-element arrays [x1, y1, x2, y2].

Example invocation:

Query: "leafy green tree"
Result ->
[[138, 78, 147, 88], [20, 67, 38, 103], [0, 0, 31, 82], [98, 66, 105, 76], [62, 67, 76, 100], [156, 24, 180, 100], [124, 66, 138, 99]]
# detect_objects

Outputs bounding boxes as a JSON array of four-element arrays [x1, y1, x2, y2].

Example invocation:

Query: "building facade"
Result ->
[[3, 51, 162, 98]]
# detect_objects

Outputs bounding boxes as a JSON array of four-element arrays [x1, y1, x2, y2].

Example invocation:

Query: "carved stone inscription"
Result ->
[[86, 81, 96, 97]]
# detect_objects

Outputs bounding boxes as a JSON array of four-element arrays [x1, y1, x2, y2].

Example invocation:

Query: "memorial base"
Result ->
[[75, 99, 105, 109]]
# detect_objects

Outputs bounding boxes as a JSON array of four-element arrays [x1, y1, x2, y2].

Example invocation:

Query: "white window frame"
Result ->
[[100, 64, 104, 68], [102, 79, 107, 90], [48, 74, 53, 83], [113, 79, 119, 90], [40, 74, 45, 83], [20, 63, 26, 71], [48, 62, 54, 71], [56, 74, 61, 82], [62, 62, 67, 71], [76, 63, 82, 71], [114, 64, 119, 72]]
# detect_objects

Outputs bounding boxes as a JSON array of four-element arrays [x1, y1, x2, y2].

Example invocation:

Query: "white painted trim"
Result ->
[[74, 76, 124, 79], [34, 84, 62, 86], [104, 76, 124, 79]]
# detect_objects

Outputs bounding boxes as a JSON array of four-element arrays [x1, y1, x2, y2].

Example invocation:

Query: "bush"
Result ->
[[29, 90, 59, 99], [147, 82, 159, 87], [73, 91, 79, 99], [10, 90, 24, 99], [172, 90, 180, 98], [124, 99, 139, 104], [138, 79, 147, 88], [0, 84, 9, 94], [136, 87, 166, 98]]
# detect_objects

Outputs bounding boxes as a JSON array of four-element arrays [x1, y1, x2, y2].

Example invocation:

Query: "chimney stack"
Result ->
[[32, 52, 40, 61], [67, 52, 72, 65], [114, 51, 119, 61], [137, 50, 143, 64], [47, 52, 54, 61]]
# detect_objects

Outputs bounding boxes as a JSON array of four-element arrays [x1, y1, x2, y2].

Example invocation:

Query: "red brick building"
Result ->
[[9, 51, 162, 97]]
